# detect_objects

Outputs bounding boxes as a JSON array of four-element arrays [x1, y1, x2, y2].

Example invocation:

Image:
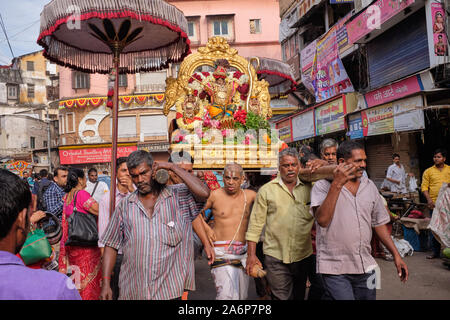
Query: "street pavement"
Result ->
[[188, 251, 450, 300]]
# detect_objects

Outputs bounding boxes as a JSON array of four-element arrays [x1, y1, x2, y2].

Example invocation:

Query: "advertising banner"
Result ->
[[361, 104, 394, 136], [315, 97, 346, 135], [292, 110, 315, 141], [301, 40, 317, 73], [346, 0, 415, 44], [432, 2, 448, 56], [311, 29, 354, 103], [59, 145, 137, 164]]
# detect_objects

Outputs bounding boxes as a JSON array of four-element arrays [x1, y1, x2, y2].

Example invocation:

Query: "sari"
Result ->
[[58, 190, 102, 300]]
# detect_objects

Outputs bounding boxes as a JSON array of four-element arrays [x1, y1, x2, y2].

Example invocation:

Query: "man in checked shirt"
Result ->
[[99, 150, 211, 300]]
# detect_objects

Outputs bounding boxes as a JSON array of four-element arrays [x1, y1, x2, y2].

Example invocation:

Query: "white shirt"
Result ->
[[85, 180, 109, 203], [386, 163, 407, 194]]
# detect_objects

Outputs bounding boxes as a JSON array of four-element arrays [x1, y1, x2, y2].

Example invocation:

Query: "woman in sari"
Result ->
[[58, 168, 102, 300]]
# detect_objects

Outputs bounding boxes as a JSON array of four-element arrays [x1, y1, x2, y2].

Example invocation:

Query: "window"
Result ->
[[111, 116, 136, 138], [59, 115, 65, 134], [43, 141, 48, 148], [30, 137, 35, 149], [118, 73, 127, 87], [140, 115, 168, 137], [66, 113, 75, 133], [213, 20, 229, 36], [27, 61, 34, 71], [7, 85, 18, 100], [188, 22, 195, 37], [72, 72, 90, 89], [250, 19, 261, 34], [27, 84, 35, 98]]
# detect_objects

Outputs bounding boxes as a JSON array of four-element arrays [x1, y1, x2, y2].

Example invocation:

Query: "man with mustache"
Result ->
[[196, 163, 257, 300], [99, 150, 210, 300], [310, 141, 408, 300], [245, 148, 319, 300]]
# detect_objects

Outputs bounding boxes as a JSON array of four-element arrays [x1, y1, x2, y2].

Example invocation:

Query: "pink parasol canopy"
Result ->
[[250, 57, 297, 98], [37, 0, 191, 217], [38, 0, 191, 74]]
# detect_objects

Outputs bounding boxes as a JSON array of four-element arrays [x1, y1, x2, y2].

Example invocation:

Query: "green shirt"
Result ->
[[246, 175, 313, 264]]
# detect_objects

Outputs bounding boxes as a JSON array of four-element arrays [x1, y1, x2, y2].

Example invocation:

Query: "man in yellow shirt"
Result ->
[[421, 149, 450, 259], [245, 148, 316, 300]]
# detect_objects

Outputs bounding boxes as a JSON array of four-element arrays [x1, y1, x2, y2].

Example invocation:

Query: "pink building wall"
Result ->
[[59, 67, 136, 99], [169, 0, 281, 60]]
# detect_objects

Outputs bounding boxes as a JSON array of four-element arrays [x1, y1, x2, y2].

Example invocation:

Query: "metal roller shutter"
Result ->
[[367, 9, 429, 90], [365, 135, 393, 188]]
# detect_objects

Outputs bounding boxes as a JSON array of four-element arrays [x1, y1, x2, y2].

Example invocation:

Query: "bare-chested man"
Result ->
[[197, 163, 256, 300]]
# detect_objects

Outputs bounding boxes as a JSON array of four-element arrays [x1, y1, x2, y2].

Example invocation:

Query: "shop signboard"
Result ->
[[393, 95, 425, 132], [361, 103, 394, 136], [292, 110, 315, 141], [277, 119, 292, 143], [346, 0, 415, 44], [348, 112, 364, 139], [59, 145, 137, 165], [315, 97, 346, 135], [138, 142, 170, 152], [363, 75, 423, 109]]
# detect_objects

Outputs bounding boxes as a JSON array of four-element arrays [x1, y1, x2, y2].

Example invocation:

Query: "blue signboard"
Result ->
[[348, 113, 363, 139]]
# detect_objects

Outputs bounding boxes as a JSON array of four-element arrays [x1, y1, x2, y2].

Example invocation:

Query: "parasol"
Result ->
[[37, 0, 191, 216], [249, 57, 297, 98]]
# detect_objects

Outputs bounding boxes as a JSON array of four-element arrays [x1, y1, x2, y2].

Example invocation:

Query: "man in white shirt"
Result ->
[[85, 167, 109, 203], [386, 154, 407, 194]]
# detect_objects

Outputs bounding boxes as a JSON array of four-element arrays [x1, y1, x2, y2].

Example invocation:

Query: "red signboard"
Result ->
[[59, 146, 137, 164]]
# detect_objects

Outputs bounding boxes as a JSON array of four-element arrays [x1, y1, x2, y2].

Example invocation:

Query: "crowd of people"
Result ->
[[1, 140, 449, 300]]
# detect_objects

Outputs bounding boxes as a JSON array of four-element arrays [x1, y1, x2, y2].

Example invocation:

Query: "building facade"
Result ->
[[0, 51, 59, 173], [276, 0, 450, 189]]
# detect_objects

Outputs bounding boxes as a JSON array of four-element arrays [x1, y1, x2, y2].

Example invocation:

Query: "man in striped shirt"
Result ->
[[99, 150, 210, 300]]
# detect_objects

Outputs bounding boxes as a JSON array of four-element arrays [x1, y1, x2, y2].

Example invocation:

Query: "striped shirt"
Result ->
[[100, 184, 201, 300]]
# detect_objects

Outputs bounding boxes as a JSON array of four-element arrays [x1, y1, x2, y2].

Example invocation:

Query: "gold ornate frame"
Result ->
[[163, 36, 272, 119]]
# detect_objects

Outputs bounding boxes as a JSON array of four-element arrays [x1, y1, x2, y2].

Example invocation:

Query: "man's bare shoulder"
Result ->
[[209, 188, 225, 199], [244, 189, 257, 201]]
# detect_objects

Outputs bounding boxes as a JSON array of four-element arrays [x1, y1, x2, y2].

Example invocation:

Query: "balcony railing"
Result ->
[[135, 83, 166, 93]]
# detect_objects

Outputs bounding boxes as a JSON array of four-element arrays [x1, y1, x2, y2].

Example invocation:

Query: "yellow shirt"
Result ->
[[246, 175, 313, 264], [421, 164, 450, 202]]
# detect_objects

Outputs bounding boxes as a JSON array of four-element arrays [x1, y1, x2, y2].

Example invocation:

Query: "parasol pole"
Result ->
[[109, 45, 121, 218]]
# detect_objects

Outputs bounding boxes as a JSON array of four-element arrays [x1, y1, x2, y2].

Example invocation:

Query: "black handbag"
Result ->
[[65, 191, 99, 247]]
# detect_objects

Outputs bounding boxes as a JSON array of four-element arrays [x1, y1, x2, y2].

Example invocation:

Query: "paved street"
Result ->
[[188, 251, 450, 300]]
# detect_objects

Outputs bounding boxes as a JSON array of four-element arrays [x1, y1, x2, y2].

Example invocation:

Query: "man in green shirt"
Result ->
[[245, 148, 315, 300]]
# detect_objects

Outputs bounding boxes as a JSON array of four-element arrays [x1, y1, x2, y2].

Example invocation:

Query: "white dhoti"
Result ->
[[210, 241, 250, 300]]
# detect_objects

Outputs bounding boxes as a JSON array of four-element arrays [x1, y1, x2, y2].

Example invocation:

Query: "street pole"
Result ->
[[45, 106, 52, 173]]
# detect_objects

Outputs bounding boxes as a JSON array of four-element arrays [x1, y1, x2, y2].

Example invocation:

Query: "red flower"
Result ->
[[106, 101, 113, 109], [237, 83, 249, 94], [193, 74, 202, 81], [107, 89, 114, 97], [193, 90, 198, 96], [233, 71, 243, 79], [188, 77, 194, 84], [199, 90, 207, 100], [176, 112, 183, 119], [201, 72, 210, 78]]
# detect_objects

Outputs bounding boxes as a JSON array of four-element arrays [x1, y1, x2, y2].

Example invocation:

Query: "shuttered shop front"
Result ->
[[365, 135, 393, 188], [367, 8, 429, 90]]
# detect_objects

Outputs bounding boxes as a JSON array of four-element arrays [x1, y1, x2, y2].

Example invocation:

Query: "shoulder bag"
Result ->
[[19, 227, 52, 265], [65, 191, 99, 247]]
